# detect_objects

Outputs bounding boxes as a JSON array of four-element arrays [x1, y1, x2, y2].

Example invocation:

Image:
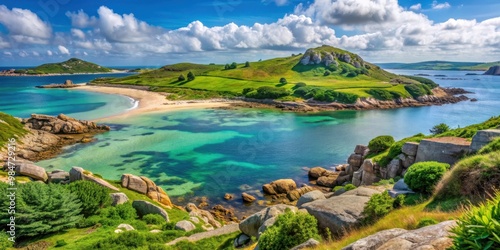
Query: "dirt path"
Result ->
[[166, 223, 240, 246]]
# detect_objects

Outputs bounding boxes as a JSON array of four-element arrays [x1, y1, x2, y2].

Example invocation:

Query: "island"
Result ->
[[484, 65, 500, 75], [0, 58, 119, 76], [377, 60, 500, 71]]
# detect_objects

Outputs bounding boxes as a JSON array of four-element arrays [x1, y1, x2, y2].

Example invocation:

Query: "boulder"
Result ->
[[308, 167, 327, 179], [362, 159, 375, 173], [361, 171, 380, 186], [242, 192, 256, 203], [348, 154, 364, 168], [302, 187, 380, 236], [121, 174, 148, 194], [389, 179, 414, 198], [415, 137, 471, 165], [234, 233, 251, 248], [132, 200, 169, 222], [262, 179, 297, 195], [287, 185, 315, 201], [470, 129, 500, 152], [48, 170, 69, 183], [117, 224, 135, 231], [175, 220, 196, 232], [297, 190, 326, 207], [387, 159, 402, 179], [110, 193, 129, 206], [121, 174, 172, 207], [69, 167, 119, 191], [291, 238, 321, 250], [352, 170, 363, 187], [402, 142, 419, 156], [239, 204, 298, 238], [187, 204, 222, 228], [342, 220, 456, 250], [401, 154, 416, 169], [354, 145, 368, 155], [317, 175, 339, 187], [224, 193, 234, 200], [15, 162, 48, 182]]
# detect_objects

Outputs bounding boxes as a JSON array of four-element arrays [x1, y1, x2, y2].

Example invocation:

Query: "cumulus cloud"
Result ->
[[58, 45, 70, 55], [71, 29, 85, 39], [47, 50, 52, 56], [66, 9, 97, 28], [0, 5, 52, 44], [4, 51, 12, 56], [32, 51, 39, 56], [432, 1, 451, 10], [410, 3, 422, 11]]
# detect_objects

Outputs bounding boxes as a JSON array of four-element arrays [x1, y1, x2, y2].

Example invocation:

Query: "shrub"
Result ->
[[55, 240, 68, 247], [362, 191, 399, 223], [0, 232, 13, 249], [323, 70, 331, 76], [230, 62, 237, 69], [162, 222, 177, 230], [373, 134, 425, 167], [245, 86, 290, 99], [450, 193, 500, 250], [187, 71, 195, 81], [98, 202, 137, 226], [346, 72, 357, 77], [67, 180, 111, 217], [429, 123, 450, 135], [242, 87, 255, 95], [76, 215, 101, 228], [294, 82, 306, 89], [478, 138, 500, 154], [404, 161, 450, 194], [405, 84, 430, 98], [368, 135, 395, 153], [366, 89, 401, 101], [279, 77, 287, 84], [0, 182, 82, 238], [130, 220, 148, 231], [403, 75, 439, 89], [177, 74, 185, 81], [259, 211, 320, 250], [417, 218, 438, 228], [143, 214, 166, 225], [344, 184, 356, 191], [244, 61, 250, 67]]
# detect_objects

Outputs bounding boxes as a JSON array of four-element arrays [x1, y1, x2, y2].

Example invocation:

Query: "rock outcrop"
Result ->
[[342, 220, 456, 250], [239, 204, 298, 238], [291, 238, 321, 250], [23, 114, 110, 134], [110, 193, 129, 206], [69, 167, 119, 191], [12, 160, 48, 182], [121, 174, 172, 207], [296, 190, 326, 207], [47, 169, 69, 183], [287, 185, 315, 201], [470, 129, 500, 152], [415, 137, 471, 165], [242, 192, 256, 203], [132, 200, 169, 221], [36, 79, 79, 88], [186, 203, 222, 229], [262, 179, 297, 195], [175, 220, 196, 232], [302, 187, 381, 236], [484, 65, 500, 75]]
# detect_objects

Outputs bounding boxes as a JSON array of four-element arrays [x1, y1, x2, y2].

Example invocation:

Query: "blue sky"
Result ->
[[1, 0, 499, 66]]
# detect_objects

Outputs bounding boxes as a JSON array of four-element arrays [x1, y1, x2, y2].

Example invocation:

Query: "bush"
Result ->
[[244, 61, 250, 67], [55, 240, 68, 247], [405, 84, 430, 98], [177, 74, 185, 81], [98, 202, 137, 226], [143, 214, 166, 225], [368, 135, 395, 153], [346, 72, 358, 77], [76, 215, 101, 228], [67, 180, 111, 217], [344, 184, 356, 191], [323, 70, 331, 76], [242, 87, 255, 95], [450, 193, 500, 250], [279, 77, 287, 84], [245, 86, 290, 99], [366, 89, 401, 101], [259, 211, 320, 250], [294, 82, 306, 89], [417, 218, 438, 228], [162, 222, 176, 230], [0, 182, 82, 238], [404, 161, 450, 194], [187, 71, 195, 81], [293, 86, 358, 104], [429, 123, 450, 135], [403, 75, 439, 89], [362, 191, 399, 223]]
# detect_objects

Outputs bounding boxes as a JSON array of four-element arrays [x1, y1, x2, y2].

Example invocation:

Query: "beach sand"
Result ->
[[76, 85, 234, 121]]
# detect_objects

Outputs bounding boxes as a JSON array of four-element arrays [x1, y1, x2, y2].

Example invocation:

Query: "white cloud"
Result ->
[[0, 5, 52, 44], [4, 51, 12, 56], [18, 51, 28, 57], [262, 0, 288, 6], [47, 50, 53, 56], [71, 28, 86, 39], [432, 1, 451, 10], [83, 51, 88, 56], [58, 45, 70, 55], [410, 3, 422, 11], [66, 9, 96, 28], [32, 51, 40, 56]]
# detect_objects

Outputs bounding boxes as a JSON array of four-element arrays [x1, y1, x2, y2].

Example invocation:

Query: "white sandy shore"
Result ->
[[76, 85, 235, 121]]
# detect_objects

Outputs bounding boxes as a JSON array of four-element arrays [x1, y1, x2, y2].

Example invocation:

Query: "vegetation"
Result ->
[[0, 112, 27, 148], [17, 58, 112, 74], [66, 181, 111, 217], [450, 193, 500, 250], [429, 123, 450, 135], [403, 75, 439, 89], [404, 161, 450, 194], [293, 86, 359, 103], [438, 116, 500, 138], [259, 211, 320, 250], [478, 138, 500, 154], [0, 182, 82, 238], [404, 84, 431, 98], [416, 218, 438, 228], [362, 191, 404, 224], [187, 71, 195, 81], [368, 135, 395, 154], [245, 86, 291, 99], [142, 214, 166, 225], [365, 89, 401, 100]]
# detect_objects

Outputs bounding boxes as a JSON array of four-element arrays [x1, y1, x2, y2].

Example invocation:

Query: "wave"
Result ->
[[126, 97, 139, 111]]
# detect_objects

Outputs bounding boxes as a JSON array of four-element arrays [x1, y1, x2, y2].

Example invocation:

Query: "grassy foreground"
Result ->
[[0, 112, 27, 149]]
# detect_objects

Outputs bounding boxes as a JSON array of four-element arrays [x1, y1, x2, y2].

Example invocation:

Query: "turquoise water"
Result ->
[[0, 74, 134, 120], [2, 70, 499, 211]]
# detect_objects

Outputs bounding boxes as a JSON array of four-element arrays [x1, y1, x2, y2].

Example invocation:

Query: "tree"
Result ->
[[187, 71, 195, 81], [324, 70, 331, 76], [279, 77, 287, 84], [224, 64, 230, 70], [230, 62, 238, 69], [67, 181, 111, 217], [244, 61, 250, 67], [430, 123, 450, 135], [178, 74, 185, 81], [0, 182, 82, 238]]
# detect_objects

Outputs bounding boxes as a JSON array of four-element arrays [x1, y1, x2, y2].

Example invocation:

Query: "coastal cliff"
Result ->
[[484, 65, 500, 75]]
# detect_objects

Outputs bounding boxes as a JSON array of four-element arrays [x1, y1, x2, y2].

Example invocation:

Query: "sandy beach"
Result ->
[[75, 85, 235, 121]]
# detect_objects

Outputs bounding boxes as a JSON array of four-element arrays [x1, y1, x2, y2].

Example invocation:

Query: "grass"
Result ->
[[166, 231, 239, 250], [0, 112, 27, 149]]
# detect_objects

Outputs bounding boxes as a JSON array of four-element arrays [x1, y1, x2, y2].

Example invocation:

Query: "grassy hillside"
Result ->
[[378, 61, 500, 71], [92, 45, 435, 102], [17, 58, 112, 74], [0, 112, 26, 149]]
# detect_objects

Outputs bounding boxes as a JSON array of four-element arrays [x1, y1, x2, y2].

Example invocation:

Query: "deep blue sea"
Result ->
[[1, 70, 499, 212]]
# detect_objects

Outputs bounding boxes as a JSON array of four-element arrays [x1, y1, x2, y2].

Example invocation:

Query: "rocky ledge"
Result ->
[[3, 114, 110, 162], [36, 79, 80, 88]]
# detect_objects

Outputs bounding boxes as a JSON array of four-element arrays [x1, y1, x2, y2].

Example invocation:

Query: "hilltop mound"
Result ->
[[22, 58, 112, 74]]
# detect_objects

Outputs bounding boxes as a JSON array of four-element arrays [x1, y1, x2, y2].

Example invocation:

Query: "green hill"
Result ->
[[92, 45, 437, 102], [377, 61, 500, 71], [19, 58, 112, 74], [0, 112, 27, 149]]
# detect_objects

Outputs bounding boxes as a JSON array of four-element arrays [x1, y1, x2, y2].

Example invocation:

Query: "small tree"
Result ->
[[178, 74, 185, 81], [67, 180, 111, 217], [244, 61, 250, 67], [187, 71, 195, 81], [279, 77, 287, 84], [324, 70, 331, 76], [224, 64, 230, 70], [430, 123, 450, 135], [230, 62, 238, 69]]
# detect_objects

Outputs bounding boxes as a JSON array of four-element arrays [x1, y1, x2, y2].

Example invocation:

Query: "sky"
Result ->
[[0, 0, 499, 66]]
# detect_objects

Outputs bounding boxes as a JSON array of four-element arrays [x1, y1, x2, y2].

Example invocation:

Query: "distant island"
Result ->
[[0, 58, 128, 76], [377, 61, 500, 71], [484, 66, 500, 75]]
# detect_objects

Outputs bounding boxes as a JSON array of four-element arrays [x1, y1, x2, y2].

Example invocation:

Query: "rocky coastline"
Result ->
[[35, 79, 80, 89]]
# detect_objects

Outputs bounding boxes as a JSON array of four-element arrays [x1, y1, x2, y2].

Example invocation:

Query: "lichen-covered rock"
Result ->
[[317, 175, 339, 187], [387, 159, 402, 178], [121, 174, 172, 207], [287, 185, 315, 201]]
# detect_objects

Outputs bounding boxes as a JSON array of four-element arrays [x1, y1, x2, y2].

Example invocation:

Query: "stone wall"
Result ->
[[415, 137, 471, 165]]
